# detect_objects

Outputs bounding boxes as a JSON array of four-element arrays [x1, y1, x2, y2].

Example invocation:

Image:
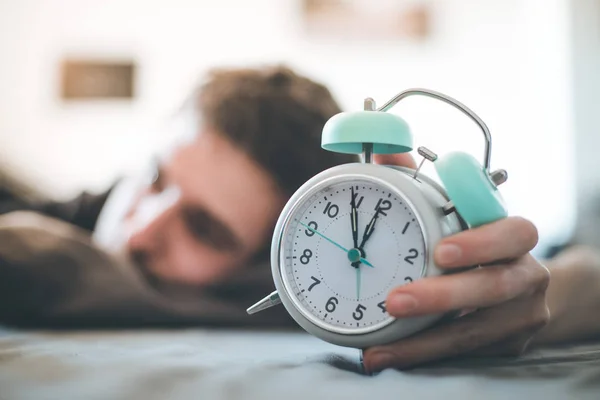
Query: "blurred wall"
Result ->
[[0, 0, 576, 255], [569, 0, 600, 248]]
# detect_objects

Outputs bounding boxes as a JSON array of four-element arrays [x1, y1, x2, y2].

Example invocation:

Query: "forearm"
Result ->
[[1, 185, 113, 232], [533, 245, 600, 345]]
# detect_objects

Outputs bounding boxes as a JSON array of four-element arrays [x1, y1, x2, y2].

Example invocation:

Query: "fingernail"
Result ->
[[366, 351, 396, 373], [388, 293, 418, 315], [435, 243, 462, 265]]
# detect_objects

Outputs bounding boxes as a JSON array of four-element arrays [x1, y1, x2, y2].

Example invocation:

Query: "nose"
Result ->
[[127, 186, 181, 252]]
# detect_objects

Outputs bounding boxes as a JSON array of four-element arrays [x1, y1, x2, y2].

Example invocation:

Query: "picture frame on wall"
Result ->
[[60, 59, 136, 101], [301, 0, 432, 41]]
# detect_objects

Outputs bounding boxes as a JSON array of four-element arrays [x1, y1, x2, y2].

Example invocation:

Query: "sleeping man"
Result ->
[[1, 64, 599, 373]]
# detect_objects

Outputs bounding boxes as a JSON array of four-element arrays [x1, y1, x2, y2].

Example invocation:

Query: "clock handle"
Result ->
[[321, 86, 508, 227], [377, 88, 508, 228], [375, 88, 492, 172]]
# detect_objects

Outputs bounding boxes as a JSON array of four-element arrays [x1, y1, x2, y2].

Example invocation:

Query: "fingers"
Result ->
[[386, 254, 550, 317], [434, 216, 539, 268], [373, 153, 417, 169], [363, 215, 546, 373], [363, 294, 550, 372]]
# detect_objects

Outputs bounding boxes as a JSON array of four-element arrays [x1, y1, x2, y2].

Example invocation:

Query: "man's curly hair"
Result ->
[[195, 65, 358, 196]]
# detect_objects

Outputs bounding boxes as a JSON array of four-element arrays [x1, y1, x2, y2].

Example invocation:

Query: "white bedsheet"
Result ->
[[0, 329, 599, 400]]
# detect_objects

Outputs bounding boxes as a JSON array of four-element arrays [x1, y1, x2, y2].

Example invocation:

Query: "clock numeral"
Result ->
[[404, 248, 418, 265], [377, 301, 387, 314], [405, 277, 413, 283], [304, 221, 318, 237], [323, 202, 339, 218], [300, 249, 313, 265], [402, 221, 410, 234], [352, 304, 366, 321], [308, 276, 321, 291], [325, 296, 339, 313], [374, 199, 392, 216], [351, 192, 364, 209]]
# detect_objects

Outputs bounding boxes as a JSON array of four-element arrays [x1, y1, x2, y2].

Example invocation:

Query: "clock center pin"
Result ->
[[348, 248, 362, 264]]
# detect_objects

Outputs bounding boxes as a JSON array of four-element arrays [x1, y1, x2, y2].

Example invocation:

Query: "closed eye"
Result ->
[[149, 162, 166, 193], [182, 207, 242, 252]]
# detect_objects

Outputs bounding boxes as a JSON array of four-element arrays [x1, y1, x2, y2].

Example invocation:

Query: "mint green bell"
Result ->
[[434, 151, 508, 228], [320, 88, 509, 229], [321, 111, 413, 154]]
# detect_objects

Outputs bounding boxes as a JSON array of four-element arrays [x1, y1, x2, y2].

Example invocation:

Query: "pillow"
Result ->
[[0, 211, 295, 330]]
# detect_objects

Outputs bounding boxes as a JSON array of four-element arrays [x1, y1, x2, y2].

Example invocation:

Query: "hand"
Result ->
[[357, 210, 379, 252], [355, 266, 361, 300], [355, 155, 416, 259], [299, 222, 374, 268], [350, 187, 361, 299], [350, 186, 359, 250], [362, 154, 550, 372], [351, 198, 382, 297], [529, 245, 600, 346], [363, 217, 547, 371]]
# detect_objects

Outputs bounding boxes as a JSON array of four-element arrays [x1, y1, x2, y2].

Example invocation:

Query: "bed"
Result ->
[[1, 328, 599, 400], [0, 207, 598, 399]]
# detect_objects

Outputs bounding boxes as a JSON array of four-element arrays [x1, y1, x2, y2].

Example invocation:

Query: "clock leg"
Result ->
[[246, 291, 281, 315]]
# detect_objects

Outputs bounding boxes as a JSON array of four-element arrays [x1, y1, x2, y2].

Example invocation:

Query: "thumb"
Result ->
[[373, 153, 417, 169]]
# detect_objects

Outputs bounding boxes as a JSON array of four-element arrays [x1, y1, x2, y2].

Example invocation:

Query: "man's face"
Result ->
[[120, 130, 286, 286]]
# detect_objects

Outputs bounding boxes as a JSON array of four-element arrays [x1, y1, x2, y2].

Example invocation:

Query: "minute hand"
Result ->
[[350, 187, 359, 249]]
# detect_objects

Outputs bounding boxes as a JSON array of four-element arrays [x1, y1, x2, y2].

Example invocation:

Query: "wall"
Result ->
[[568, 0, 600, 248], [0, 0, 575, 255]]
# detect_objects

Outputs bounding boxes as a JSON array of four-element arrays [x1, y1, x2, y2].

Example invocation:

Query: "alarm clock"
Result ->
[[247, 88, 508, 348]]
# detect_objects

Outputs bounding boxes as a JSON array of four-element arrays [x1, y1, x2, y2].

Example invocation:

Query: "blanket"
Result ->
[[0, 329, 599, 400]]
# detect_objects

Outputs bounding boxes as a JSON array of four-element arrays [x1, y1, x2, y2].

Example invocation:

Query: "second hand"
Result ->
[[299, 221, 374, 268]]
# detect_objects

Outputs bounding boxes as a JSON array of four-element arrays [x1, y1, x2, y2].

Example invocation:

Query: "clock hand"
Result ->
[[351, 209, 380, 268], [359, 258, 373, 268], [300, 221, 374, 268], [300, 221, 348, 252], [350, 187, 361, 269], [350, 187, 359, 249], [356, 265, 361, 300], [358, 208, 380, 250]]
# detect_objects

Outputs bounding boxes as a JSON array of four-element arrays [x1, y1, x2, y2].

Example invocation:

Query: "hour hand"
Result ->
[[359, 210, 379, 249]]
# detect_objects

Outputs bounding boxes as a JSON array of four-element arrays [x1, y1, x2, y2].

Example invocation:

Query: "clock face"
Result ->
[[279, 177, 427, 335]]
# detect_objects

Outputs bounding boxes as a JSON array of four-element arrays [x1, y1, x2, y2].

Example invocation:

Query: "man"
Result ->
[[1, 65, 599, 372], [0, 65, 358, 329]]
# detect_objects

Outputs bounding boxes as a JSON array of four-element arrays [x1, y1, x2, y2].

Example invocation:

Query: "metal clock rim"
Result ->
[[274, 169, 429, 336]]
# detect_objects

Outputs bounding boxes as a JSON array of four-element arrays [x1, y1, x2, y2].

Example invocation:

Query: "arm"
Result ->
[[0, 184, 114, 232], [360, 153, 600, 372], [532, 245, 600, 345], [362, 219, 600, 372], [361, 217, 547, 371], [0, 212, 297, 329]]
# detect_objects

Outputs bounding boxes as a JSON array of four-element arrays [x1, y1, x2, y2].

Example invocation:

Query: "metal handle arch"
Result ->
[[370, 88, 492, 172]]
